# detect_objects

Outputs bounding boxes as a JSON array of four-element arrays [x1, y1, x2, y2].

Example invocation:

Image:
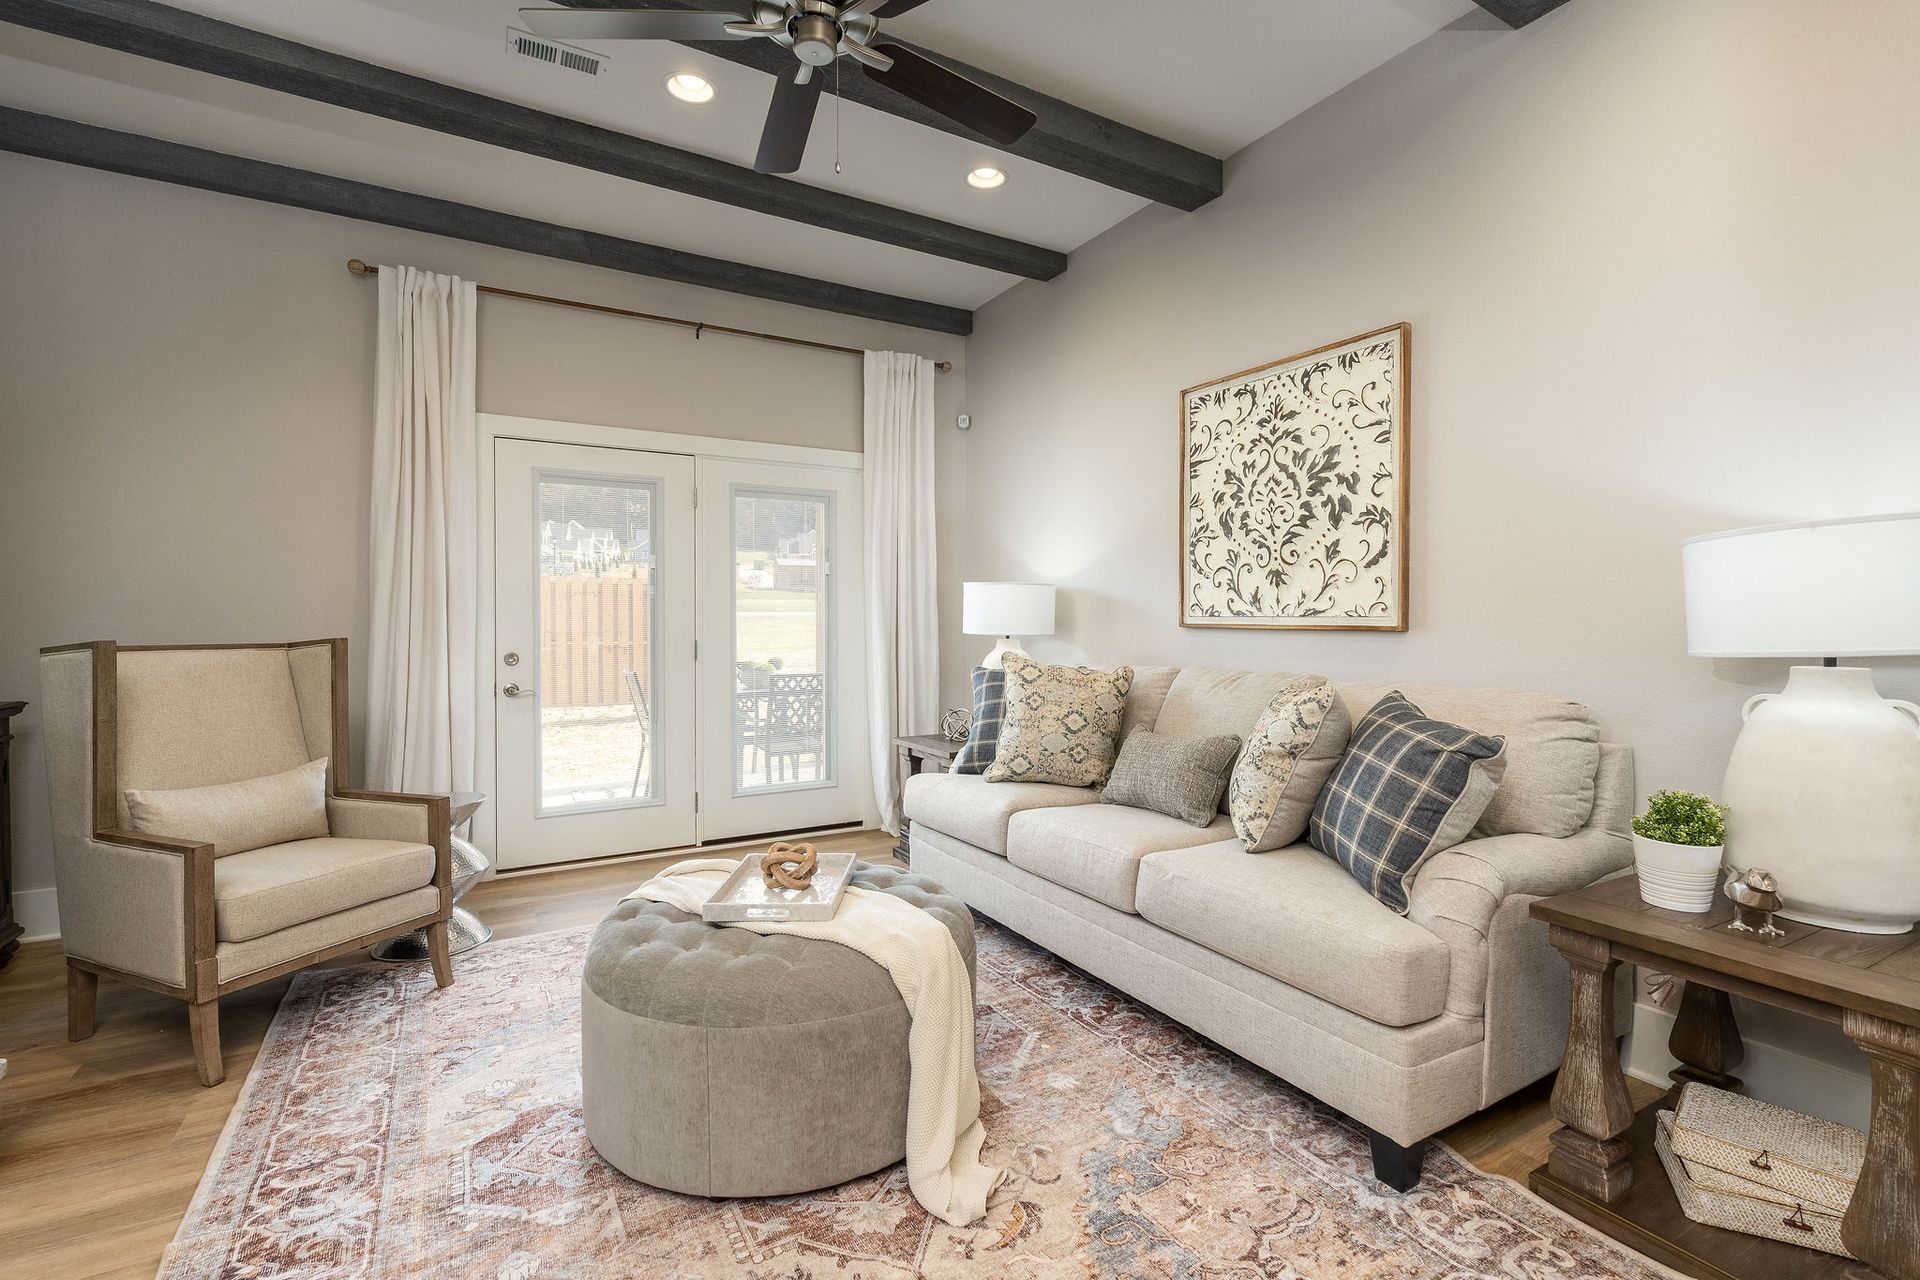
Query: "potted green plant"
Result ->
[[1631, 790, 1728, 912]]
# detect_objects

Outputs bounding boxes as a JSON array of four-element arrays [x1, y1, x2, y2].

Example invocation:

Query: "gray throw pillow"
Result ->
[[1101, 730, 1242, 827]]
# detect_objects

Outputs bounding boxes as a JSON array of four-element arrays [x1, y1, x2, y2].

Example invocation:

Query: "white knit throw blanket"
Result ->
[[625, 859, 1003, 1226]]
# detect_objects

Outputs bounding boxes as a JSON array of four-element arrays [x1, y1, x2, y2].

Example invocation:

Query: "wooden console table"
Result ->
[[1531, 875, 1919, 1280]]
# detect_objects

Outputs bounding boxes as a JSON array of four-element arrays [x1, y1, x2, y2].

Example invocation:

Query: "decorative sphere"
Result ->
[[941, 708, 972, 742]]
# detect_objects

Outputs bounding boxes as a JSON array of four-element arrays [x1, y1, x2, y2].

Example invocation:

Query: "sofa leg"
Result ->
[[66, 963, 98, 1041], [1365, 1128, 1428, 1192], [427, 920, 453, 989], [189, 999, 224, 1087]]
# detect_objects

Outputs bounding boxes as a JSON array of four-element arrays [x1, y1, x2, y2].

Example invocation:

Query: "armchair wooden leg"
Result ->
[[66, 963, 98, 1041], [189, 1000, 224, 1087], [427, 920, 453, 989]]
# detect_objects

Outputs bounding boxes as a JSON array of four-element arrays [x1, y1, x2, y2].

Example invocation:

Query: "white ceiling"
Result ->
[[0, 0, 1478, 319]]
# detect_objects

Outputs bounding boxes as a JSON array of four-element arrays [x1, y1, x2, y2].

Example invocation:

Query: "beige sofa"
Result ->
[[904, 666, 1633, 1190]]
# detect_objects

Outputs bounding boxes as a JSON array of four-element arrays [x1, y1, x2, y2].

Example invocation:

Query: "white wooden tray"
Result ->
[[701, 852, 857, 923]]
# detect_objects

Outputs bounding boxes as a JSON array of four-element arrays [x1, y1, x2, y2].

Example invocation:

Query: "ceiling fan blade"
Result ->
[[754, 65, 825, 174], [863, 43, 1035, 145], [840, 0, 937, 17], [517, 7, 754, 42]]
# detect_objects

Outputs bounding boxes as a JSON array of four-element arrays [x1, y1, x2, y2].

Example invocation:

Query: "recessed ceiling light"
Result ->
[[966, 165, 1007, 190], [664, 72, 714, 104]]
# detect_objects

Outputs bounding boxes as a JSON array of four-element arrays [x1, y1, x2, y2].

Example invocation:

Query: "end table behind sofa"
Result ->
[[893, 735, 960, 863]]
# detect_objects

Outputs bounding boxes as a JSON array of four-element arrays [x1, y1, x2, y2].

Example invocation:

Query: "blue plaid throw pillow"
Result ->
[[951, 666, 1007, 774], [1309, 692, 1507, 914]]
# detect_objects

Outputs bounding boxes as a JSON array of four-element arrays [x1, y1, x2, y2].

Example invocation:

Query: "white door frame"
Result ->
[[474, 413, 870, 867]]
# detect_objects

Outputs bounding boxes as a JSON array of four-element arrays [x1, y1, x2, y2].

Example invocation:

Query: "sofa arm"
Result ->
[[330, 790, 454, 906], [1407, 825, 1631, 1019], [56, 828, 214, 991]]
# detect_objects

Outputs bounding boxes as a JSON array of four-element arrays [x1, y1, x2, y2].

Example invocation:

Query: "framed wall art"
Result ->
[[1179, 323, 1410, 631]]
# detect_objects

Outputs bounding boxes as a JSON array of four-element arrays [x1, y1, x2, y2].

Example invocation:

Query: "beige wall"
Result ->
[[949, 0, 1920, 1121], [0, 152, 966, 908]]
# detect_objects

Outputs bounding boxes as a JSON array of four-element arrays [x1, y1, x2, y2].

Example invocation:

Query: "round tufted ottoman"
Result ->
[[580, 863, 976, 1198]]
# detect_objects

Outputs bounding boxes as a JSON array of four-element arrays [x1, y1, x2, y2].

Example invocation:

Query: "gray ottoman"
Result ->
[[581, 863, 976, 1197]]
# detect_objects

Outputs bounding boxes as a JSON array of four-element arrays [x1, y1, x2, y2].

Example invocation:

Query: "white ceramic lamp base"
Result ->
[[1722, 665, 1920, 935], [980, 637, 1026, 670]]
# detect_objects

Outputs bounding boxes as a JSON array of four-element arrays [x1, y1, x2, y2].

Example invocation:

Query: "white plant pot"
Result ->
[[1633, 835, 1723, 912], [1723, 665, 1920, 935]]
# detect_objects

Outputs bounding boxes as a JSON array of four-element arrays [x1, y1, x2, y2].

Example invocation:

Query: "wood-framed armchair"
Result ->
[[38, 639, 454, 1086]]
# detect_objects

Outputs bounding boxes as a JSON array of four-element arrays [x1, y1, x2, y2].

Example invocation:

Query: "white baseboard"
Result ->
[[1623, 1001, 1871, 1131], [14, 887, 60, 943]]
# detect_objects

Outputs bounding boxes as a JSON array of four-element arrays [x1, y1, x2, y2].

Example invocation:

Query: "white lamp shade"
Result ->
[[962, 581, 1055, 637], [1683, 512, 1920, 658]]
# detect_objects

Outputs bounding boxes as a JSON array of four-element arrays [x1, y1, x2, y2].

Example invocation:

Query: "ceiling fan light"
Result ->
[[966, 165, 1007, 190], [664, 72, 715, 104]]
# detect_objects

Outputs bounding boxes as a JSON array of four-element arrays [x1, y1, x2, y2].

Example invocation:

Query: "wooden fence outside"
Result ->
[[540, 572, 651, 708]]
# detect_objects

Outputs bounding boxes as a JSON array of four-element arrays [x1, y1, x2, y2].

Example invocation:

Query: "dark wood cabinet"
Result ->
[[0, 701, 24, 969]]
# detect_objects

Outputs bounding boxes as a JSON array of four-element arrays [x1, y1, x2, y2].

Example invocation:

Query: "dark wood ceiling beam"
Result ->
[[1472, 0, 1575, 27], [616, 2, 1224, 211], [0, 107, 974, 334], [0, 0, 1065, 281]]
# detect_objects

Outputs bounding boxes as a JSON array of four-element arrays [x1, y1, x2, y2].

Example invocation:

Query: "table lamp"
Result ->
[[1684, 512, 1920, 934], [962, 581, 1055, 670]]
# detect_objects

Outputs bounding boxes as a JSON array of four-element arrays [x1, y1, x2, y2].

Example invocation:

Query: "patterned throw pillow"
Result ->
[[983, 656, 1135, 788], [1310, 693, 1507, 914], [1101, 730, 1243, 827], [1228, 678, 1352, 852], [950, 666, 1007, 775]]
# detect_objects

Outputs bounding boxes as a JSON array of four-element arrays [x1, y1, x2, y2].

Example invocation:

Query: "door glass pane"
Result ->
[[537, 475, 659, 812], [732, 489, 831, 792]]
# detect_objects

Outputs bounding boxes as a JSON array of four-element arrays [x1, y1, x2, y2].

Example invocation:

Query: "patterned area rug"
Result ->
[[162, 918, 1674, 1279]]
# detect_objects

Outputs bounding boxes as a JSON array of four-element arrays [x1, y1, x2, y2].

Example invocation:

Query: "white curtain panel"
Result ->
[[367, 265, 479, 794], [863, 350, 940, 832]]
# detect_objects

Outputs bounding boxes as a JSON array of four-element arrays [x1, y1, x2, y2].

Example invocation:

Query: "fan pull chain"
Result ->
[[833, 56, 842, 174]]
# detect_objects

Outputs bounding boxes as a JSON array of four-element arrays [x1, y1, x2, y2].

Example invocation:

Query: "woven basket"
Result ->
[[1668, 1083, 1864, 1214], [1656, 1112, 1852, 1258]]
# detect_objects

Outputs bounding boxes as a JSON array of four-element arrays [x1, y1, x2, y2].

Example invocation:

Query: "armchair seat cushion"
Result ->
[[213, 837, 436, 943]]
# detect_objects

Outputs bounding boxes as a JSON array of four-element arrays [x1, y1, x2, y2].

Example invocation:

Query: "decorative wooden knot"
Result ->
[[762, 841, 818, 890]]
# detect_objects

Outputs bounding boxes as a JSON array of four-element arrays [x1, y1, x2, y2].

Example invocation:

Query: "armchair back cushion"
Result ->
[[114, 648, 315, 827], [126, 758, 330, 857]]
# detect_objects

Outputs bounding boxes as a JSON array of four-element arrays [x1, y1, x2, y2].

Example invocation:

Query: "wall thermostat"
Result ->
[[956, 414, 972, 430]]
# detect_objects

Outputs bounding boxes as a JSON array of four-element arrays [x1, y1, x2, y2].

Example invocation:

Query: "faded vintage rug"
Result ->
[[161, 918, 1674, 1279]]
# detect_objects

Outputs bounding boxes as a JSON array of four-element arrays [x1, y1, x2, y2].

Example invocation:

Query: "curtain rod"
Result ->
[[345, 259, 952, 373]]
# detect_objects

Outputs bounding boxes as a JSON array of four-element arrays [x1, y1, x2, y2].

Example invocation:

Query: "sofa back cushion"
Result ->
[[1119, 666, 1180, 742], [1334, 681, 1600, 838], [1154, 668, 1323, 740]]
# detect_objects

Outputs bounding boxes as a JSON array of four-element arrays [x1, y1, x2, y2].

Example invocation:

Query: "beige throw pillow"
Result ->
[[1228, 677, 1351, 851], [126, 757, 330, 856], [983, 657, 1135, 788]]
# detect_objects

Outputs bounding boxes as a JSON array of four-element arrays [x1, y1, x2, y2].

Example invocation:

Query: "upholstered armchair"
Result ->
[[39, 640, 453, 1085]]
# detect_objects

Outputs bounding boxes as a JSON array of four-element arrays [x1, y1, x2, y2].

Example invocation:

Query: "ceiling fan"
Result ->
[[517, 1, 1037, 174]]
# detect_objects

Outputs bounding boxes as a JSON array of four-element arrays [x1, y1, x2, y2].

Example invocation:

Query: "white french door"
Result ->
[[697, 459, 868, 838], [489, 432, 870, 869], [494, 440, 697, 866]]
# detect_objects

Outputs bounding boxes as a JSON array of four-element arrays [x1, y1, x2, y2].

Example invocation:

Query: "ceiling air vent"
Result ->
[[506, 28, 606, 77]]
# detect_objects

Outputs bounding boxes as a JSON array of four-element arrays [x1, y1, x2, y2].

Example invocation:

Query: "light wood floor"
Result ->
[[0, 831, 1660, 1279]]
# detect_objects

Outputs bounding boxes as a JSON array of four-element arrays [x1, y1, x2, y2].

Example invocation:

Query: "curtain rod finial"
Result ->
[[347, 258, 374, 276]]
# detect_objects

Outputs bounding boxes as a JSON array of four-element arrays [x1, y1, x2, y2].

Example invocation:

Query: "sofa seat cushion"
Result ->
[[1007, 805, 1235, 913], [1135, 841, 1452, 1026], [902, 771, 1099, 855], [213, 837, 437, 943]]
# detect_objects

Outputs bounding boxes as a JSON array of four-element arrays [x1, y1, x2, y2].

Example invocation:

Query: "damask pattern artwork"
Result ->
[[1180, 324, 1410, 630]]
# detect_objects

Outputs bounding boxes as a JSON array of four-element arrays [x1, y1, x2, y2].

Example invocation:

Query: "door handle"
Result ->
[[502, 683, 535, 698]]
